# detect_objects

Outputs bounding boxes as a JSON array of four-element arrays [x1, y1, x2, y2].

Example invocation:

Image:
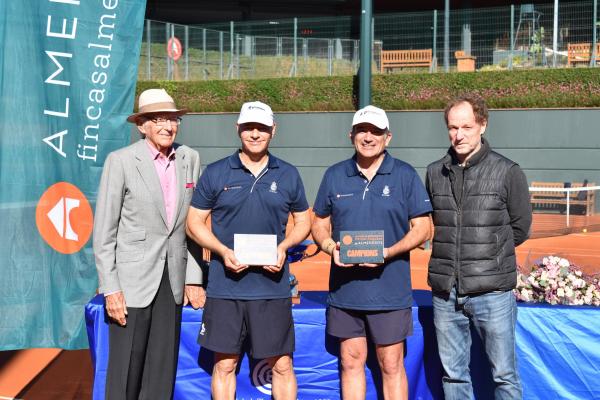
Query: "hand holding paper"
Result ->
[[263, 244, 287, 273], [234, 234, 278, 266], [221, 247, 248, 273]]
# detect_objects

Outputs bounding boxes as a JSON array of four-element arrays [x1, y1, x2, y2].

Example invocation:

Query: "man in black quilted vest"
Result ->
[[425, 94, 532, 400]]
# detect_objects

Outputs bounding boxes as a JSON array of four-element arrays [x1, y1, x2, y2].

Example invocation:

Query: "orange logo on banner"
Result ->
[[342, 235, 353, 245], [36, 182, 93, 254]]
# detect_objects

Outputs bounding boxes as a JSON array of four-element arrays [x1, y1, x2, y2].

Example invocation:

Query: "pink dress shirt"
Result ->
[[146, 140, 177, 227]]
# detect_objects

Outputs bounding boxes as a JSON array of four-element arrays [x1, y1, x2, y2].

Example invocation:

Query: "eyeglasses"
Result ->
[[149, 117, 182, 126]]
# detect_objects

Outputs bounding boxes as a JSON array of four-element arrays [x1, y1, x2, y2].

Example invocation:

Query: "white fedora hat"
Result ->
[[127, 88, 187, 123]]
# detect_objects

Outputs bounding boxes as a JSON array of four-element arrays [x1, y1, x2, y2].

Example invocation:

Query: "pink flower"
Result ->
[[515, 255, 599, 306]]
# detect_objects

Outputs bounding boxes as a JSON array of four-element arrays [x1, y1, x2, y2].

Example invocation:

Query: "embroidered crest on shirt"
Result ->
[[270, 181, 278, 193], [382, 185, 391, 197], [200, 323, 206, 336]]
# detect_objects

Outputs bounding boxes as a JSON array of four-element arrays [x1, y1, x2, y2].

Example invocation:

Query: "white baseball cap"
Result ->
[[352, 105, 389, 130], [237, 101, 274, 127]]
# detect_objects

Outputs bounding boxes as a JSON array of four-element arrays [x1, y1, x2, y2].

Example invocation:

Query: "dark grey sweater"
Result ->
[[448, 138, 531, 246]]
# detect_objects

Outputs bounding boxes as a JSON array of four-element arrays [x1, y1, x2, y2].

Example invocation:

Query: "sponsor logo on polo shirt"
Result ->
[[199, 323, 206, 336], [269, 181, 278, 193], [336, 193, 354, 198], [251, 359, 272, 395], [382, 185, 390, 197], [223, 185, 242, 191]]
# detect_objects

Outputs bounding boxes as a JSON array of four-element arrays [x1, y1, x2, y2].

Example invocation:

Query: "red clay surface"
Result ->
[[291, 214, 600, 292]]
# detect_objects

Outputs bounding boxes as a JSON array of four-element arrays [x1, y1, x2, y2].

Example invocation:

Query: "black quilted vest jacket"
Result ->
[[426, 146, 517, 295]]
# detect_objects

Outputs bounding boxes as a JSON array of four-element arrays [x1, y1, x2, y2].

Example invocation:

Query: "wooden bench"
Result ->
[[567, 43, 600, 66], [380, 49, 432, 73], [530, 181, 596, 216]]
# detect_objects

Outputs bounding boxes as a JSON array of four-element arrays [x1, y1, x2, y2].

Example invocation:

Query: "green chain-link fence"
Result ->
[[139, 1, 598, 80]]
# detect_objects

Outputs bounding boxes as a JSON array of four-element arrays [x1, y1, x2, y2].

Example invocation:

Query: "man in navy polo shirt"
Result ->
[[312, 105, 432, 400], [186, 101, 311, 400]]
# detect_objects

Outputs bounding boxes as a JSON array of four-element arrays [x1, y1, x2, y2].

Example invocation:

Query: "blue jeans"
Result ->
[[433, 287, 522, 400]]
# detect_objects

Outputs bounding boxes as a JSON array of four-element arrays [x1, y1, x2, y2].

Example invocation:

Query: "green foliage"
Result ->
[[530, 27, 545, 56], [136, 68, 600, 112]]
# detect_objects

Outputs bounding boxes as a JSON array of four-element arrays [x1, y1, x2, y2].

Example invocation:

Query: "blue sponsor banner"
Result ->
[[86, 292, 443, 399], [0, 0, 146, 349], [86, 291, 600, 399]]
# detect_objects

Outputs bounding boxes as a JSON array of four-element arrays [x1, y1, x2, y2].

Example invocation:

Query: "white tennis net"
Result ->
[[529, 184, 600, 237]]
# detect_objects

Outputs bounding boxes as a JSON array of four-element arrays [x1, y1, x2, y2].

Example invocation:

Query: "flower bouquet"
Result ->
[[515, 255, 600, 306]]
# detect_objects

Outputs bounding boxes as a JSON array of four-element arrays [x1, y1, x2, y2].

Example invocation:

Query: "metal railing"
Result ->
[[139, 1, 599, 80], [140, 19, 381, 80]]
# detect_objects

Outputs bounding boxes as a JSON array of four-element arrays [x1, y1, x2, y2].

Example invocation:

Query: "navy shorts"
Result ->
[[327, 306, 413, 345], [198, 297, 295, 359]]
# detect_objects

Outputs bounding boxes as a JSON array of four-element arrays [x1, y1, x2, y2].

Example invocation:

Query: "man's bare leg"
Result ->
[[340, 337, 368, 400], [268, 354, 297, 400], [375, 341, 407, 400], [212, 353, 239, 400]]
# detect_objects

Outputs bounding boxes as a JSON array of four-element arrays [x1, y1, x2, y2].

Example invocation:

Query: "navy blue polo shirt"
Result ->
[[191, 151, 309, 300], [313, 151, 432, 310]]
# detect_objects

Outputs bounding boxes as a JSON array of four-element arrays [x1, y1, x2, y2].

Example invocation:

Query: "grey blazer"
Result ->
[[93, 139, 203, 307]]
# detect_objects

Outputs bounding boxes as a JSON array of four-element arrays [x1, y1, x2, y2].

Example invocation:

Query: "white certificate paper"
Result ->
[[234, 234, 278, 266]]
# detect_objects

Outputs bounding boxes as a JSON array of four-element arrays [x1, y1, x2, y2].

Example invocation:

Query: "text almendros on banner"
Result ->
[[43, 0, 121, 163]]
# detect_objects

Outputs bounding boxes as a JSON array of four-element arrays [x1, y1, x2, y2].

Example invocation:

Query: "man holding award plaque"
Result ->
[[186, 101, 311, 400], [312, 105, 432, 400]]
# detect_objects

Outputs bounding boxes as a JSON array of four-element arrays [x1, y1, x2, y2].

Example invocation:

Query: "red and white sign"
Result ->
[[167, 37, 183, 61]]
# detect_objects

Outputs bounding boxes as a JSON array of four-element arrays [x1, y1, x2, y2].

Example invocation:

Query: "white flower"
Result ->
[[586, 286, 594, 294], [557, 288, 565, 298], [558, 258, 570, 268], [565, 287, 573, 298]]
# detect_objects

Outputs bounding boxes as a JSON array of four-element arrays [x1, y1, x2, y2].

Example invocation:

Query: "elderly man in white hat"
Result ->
[[311, 105, 432, 400], [186, 101, 311, 399], [94, 88, 205, 400]]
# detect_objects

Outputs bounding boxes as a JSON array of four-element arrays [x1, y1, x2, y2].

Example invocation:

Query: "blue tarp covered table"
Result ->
[[85, 291, 600, 399]]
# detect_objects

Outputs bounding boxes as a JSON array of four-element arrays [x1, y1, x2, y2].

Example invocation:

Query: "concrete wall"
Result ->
[[170, 109, 600, 204]]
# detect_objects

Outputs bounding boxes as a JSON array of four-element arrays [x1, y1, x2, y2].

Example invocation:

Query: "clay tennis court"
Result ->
[[290, 213, 600, 292]]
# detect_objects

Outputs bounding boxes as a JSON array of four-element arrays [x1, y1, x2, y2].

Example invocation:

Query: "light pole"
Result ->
[[553, 0, 559, 67], [444, 0, 449, 72], [592, 0, 598, 67], [359, 0, 372, 108]]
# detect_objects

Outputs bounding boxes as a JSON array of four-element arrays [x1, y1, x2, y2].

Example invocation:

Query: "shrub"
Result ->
[[136, 68, 600, 112]]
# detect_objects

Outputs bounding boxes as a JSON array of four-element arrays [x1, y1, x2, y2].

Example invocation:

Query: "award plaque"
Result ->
[[234, 234, 278, 265], [339, 230, 384, 264]]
